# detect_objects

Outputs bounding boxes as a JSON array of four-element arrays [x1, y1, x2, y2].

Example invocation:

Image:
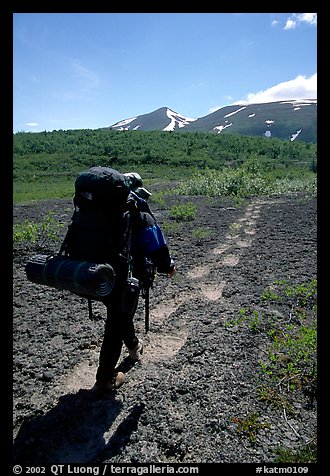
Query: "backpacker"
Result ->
[[25, 166, 158, 328]]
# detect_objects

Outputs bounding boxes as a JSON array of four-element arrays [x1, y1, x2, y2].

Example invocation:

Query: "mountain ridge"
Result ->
[[108, 100, 317, 143]]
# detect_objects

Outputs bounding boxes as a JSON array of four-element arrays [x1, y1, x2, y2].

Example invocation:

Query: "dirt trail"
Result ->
[[12, 194, 317, 464], [50, 199, 262, 396]]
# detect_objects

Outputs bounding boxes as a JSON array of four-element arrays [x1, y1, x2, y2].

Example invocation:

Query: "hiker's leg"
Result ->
[[122, 288, 140, 349], [95, 275, 140, 384], [122, 311, 139, 350], [95, 305, 124, 384], [95, 305, 139, 383]]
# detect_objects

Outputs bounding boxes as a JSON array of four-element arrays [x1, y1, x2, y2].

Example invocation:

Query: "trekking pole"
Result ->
[[88, 298, 93, 320], [144, 285, 150, 333]]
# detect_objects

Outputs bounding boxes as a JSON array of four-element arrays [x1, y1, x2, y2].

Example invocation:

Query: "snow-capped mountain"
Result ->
[[108, 100, 317, 142], [109, 107, 197, 132]]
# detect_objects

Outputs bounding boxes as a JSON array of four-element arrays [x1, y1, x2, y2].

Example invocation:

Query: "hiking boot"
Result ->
[[128, 340, 143, 361], [91, 372, 125, 397]]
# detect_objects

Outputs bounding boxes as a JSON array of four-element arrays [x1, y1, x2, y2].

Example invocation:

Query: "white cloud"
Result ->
[[25, 122, 38, 127], [284, 13, 317, 30], [284, 19, 296, 30], [298, 13, 317, 25], [237, 74, 317, 105]]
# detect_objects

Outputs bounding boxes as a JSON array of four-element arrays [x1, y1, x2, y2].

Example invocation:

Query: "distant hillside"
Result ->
[[14, 126, 317, 186], [108, 100, 317, 143]]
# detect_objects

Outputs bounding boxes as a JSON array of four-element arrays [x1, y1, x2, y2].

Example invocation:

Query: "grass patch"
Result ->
[[273, 442, 317, 463], [14, 178, 75, 203], [13, 210, 65, 245], [191, 226, 213, 242], [169, 202, 197, 221]]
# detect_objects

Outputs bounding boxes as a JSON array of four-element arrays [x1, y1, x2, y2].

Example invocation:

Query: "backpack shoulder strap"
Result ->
[[119, 192, 140, 263]]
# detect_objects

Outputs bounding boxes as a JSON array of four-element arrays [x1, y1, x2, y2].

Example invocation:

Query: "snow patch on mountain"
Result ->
[[224, 106, 246, 118], [280, 99, 316, 106], [111, 117, 137, 131], [163, 109, 197, 131], [213, 123, 233, 133], [290, 129, 302, 141]]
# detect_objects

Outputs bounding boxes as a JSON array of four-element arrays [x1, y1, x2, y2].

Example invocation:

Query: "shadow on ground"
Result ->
[[13, 387, 145, 464]]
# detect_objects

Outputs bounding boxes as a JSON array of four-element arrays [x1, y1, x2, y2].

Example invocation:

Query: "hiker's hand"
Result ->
[[167, 267, 176, 278]]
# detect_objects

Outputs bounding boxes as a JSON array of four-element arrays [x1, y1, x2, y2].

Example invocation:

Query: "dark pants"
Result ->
[[95, 277, 140, 384]]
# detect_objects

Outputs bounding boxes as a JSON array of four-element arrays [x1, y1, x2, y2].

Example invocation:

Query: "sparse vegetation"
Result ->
[[233, 279, 316, 401], [232, 412, 271, 444], [226, 277, 317, 458], [13, 210, 65, 245], [274, 441, 317, 463], [169, 202, 197, 221], [191, 226, 213, 242]]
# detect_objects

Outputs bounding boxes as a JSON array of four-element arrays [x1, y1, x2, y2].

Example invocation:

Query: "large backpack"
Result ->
[[62, 167, 156, 322], [61, 166, 132, 264]]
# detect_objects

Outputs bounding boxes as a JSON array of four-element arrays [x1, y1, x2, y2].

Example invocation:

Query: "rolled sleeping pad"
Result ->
[[25, 254, 116, 300]]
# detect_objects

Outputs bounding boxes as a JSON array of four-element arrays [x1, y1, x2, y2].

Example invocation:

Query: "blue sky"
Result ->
[[13, 12, 317, 133]]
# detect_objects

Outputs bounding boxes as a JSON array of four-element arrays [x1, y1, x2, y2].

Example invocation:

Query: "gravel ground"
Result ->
[[12, 191, 317, 466]]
